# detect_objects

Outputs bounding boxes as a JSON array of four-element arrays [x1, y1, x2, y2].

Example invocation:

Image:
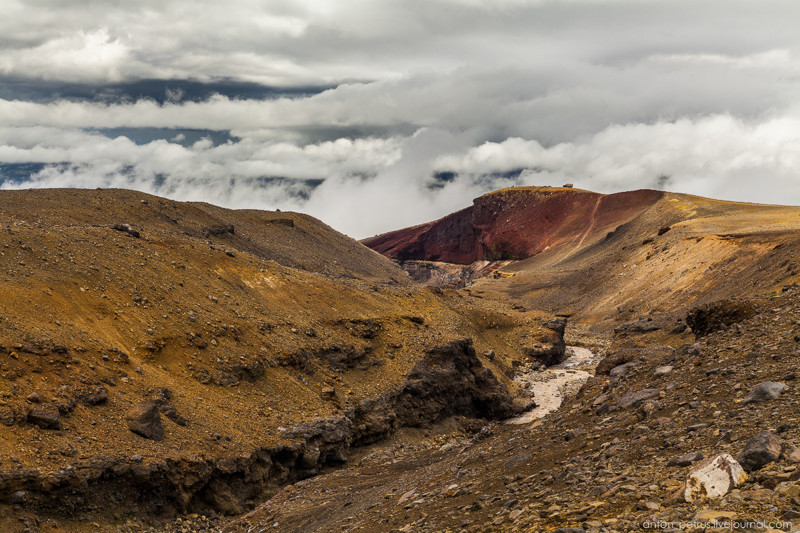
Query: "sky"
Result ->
[[1, 0, 800, 238]]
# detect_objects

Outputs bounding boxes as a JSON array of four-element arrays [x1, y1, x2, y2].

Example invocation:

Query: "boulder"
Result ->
[[26, 405, 61, 430], [737, 431, 783, 472], [125, 401, 164, 441], [683, 454, 747, 502], [619, 388, 661, 409], [609, 361, 638, 379], [78, 386, 108, 406], [110, 223, 140, 238], [596, 349, 639, 375], [742, 381, 787, 404]]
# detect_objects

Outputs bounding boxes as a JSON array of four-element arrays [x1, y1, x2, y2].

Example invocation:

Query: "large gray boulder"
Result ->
[[619, 388, 661, 409]]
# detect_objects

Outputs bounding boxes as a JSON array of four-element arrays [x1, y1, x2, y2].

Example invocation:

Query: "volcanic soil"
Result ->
[[6, 185, 800, 533], [0, 188, 564, 532]]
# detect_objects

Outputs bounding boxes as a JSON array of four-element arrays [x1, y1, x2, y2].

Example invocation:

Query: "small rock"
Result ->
[[609, 362, 637, 378], [619, 388, 661, 409], [398, 488, 417, 504], [321, 386, 337, 399], [683, 454, 747, 502], [25, 392, 40, 403], [26, 405, 61, 430], [11, 490, 26, 504], [125, 401, 164, 441], [742, 381, 787, 404], [159, 404, 188, 426], [737, 430, 783, 472], [636, 500, 658, 511], [788, 447, 800, 464], [501, 499, 518, 509], [654, 365, 673, 376], [79, 386, 108, 406], [668, 451, 704, 467], [439, 442, 458, 452]]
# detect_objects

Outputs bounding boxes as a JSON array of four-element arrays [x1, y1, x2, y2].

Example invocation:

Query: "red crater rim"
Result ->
[[363, 186, 665, 264]]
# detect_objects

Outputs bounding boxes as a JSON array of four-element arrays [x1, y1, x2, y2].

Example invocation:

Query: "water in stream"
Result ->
[[508, 346, 597, 424]]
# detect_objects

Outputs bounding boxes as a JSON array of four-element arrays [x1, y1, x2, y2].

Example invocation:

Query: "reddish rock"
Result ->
[[27, 405, 61, 430], [126, 401, 164, 441], [363, 187, 663, 264]]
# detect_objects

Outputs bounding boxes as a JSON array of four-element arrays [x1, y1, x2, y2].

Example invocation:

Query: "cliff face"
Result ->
[[363, 187, 664, 264]]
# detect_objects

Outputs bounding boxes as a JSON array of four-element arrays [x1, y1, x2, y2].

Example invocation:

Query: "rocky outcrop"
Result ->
[[201, 224, 235, 237], [348, 338, 517, 446], [686, 299, 757, 337], [0, 338, 516, 520], [523, 318, 567, 367], [398, 260, 487, 288]]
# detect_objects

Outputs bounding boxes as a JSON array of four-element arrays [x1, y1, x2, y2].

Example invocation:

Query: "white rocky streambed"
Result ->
[[508, 346, 598, 424]]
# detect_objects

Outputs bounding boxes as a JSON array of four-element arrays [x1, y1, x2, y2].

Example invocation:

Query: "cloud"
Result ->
[[1, 0, 800, 238], [433, 111, 800, 203], [4, 110, 800, 238]]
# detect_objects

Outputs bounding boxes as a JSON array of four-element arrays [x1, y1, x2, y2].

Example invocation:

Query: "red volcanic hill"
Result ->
[[363, 186, 664, 264]]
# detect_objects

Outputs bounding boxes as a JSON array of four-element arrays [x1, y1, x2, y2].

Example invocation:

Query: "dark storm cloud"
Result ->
[[1, 0, 800, 237]]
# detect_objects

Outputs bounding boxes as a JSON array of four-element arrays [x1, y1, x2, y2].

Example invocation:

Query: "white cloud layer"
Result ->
[[2, 0, 800, 237]]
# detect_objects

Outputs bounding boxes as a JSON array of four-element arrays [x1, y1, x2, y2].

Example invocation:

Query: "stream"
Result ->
[[508, 346, 598, 424]]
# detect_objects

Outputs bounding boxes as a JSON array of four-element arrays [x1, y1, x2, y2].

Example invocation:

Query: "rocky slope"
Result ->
[[0, 189, 565, 532], [230, 289, 800, 533], [226, 186, 800, 533], [7, 186, 800, 533]]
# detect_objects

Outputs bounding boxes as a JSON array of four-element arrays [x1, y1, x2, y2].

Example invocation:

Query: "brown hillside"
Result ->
[[0, 188, 563, 532], [366, 186, 800, 337], [1, 188, 402, 281], [473, 192, 800, 333]]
